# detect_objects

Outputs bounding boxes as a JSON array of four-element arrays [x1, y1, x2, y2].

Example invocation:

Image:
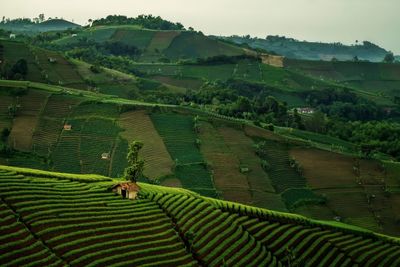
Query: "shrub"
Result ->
[[89, 65, 102, 73]]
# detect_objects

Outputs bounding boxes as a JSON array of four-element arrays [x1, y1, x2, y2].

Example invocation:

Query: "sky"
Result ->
[[1, 0, 399, 54]]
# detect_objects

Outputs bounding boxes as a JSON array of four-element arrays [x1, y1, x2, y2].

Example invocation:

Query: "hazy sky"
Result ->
[[1, 0, 399, 54]]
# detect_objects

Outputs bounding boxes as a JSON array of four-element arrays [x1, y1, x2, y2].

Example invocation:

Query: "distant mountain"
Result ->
[[0, 19, 81, 33], [221, 35, 390, 62]]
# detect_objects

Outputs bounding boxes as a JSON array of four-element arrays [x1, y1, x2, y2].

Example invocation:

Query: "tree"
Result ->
[[11, 59, 28, 78], [305, 111, 327, 133], [124, 141, 144, 182], [38, 14, 45, 23], [1, 128, 10, 142], [383, 53, 395, 63]]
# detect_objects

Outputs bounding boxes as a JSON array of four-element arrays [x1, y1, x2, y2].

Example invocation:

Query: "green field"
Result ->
[[151, 113, 216, 197], [0, 166, 399, 266], [285, 58, 400, 104]]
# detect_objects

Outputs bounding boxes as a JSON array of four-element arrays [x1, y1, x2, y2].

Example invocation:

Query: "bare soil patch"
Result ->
[[290, 147, 358, 189]]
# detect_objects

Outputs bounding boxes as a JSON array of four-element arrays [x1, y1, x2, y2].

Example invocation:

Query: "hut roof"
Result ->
[[112, 182, 140, 192]]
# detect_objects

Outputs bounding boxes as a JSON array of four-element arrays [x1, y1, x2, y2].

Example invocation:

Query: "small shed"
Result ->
[[71, 34, 78, 37], [240, 165, 250, 174], [48, 57, 57, 63], [9, 34, 16, 39], [111, 182, 140, 199], [101, 153, 110, 160], [63, 124, 72, 131], [296, 107, 315, 114]]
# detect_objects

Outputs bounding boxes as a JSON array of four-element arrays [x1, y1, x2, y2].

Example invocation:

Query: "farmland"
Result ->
[[1, 83, 400, 235], [118, 110, 174, 179], [0, 166, 400, 266], [151, 113, 216, 197], [1, 12, 400, 265]]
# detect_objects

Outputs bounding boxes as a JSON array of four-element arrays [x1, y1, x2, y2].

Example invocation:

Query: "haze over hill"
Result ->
[[0, 18, 80, 33], [221, 35, 392, 62], [0, 0, 399, 54]]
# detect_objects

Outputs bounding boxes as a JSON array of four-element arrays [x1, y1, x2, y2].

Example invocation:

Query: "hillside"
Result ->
[[51, 25, 246, 62], [284, 59, 400, 103], [1, 81, 400, 237], [0, 19, 80, 34], [0, 39, 187, 98], [221, 35, 390, 62], [9, 38, 398, 110], [0, 165, 400, 266]]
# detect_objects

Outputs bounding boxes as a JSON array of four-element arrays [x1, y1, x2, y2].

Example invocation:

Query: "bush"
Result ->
[[90, 65, 102, 73], [1, 128, 10, 142]]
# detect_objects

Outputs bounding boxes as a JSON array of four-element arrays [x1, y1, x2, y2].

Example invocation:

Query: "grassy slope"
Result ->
[[0, 166, 399, 267]]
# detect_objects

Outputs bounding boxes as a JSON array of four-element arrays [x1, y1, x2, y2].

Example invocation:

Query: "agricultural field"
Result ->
[[216, 126, 288, 211], [0, 40, 45, 83], [150, 75, 204, 90], [151, 113, 217, 197], [289, 147, 400, 236], [277, 128, 357, 153], [8, 90, 49, 152], [285, 58, 400, 103], [289, 147, 358, 189], [146, 31, 181, 52], [1, 166, 400, 266], [198, 121, 252, 205], [163, 31, 244, 60], [52, 26, 246, 62], [118, 110, 174, 179], [31, 47, 86, 88], [1, 85, 400, 235], [111, 28, 155, 49], [53, 26, 119, 45]]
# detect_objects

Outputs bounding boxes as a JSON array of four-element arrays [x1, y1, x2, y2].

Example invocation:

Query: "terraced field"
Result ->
[[1, 166, 399, 267], [0, 40, 45, 83], [8, 90, 49, 152], [31, 48, 86, 88], [0, 92, 13, 130], [1, 85, 399, 235], [151, 113, 216, 197], [0, 169, 196, 267], [119, 110, 174, 179]]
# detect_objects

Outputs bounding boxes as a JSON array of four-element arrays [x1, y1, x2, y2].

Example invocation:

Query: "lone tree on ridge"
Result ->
[[124, 141, 144, 182]]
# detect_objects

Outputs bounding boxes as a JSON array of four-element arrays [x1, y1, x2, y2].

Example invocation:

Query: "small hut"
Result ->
[[48, 57, 57, 63], [111, 182, 140, 199], [63, 124, 72, 131], [101, 153, 110, 160]]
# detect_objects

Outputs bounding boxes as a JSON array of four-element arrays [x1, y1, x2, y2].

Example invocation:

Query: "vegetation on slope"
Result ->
[[0, 166, 399, 266], [222, 35, 390, 62]]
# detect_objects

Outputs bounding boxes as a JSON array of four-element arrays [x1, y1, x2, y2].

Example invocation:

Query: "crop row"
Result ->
[[0, 174, 196, 266], [238, 212, 400, 266], [151, 193, 282, 266], [0, 200, 65, 267]]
